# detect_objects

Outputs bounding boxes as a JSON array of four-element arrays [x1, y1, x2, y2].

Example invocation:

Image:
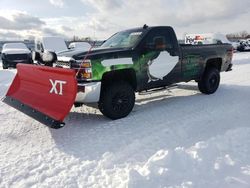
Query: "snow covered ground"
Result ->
[[0, 52, 250, 188]]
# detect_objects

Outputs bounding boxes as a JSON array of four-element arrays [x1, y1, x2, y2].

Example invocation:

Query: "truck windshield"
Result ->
[[101, 29, 144, 48]]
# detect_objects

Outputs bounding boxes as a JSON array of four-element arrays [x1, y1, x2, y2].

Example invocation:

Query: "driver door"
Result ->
[[138, 28, 181, 90]]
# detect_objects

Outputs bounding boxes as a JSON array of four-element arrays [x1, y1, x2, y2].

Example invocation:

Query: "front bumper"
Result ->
[[3, 59, 32, 67], [75, 82, 101, 103]]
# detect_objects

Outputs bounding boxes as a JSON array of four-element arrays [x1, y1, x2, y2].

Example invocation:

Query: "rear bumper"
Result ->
[[75, 82, 101, 103]]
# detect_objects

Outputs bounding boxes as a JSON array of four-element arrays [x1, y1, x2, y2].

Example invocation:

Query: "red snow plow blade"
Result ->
[[3, 64, 77, 129]]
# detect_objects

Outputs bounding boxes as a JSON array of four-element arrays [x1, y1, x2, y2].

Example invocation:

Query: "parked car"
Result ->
[[1, 43, 33, 69], [35, 36, 68, 53], [68, 42, 91, 51], [237, 39, 250, 52]]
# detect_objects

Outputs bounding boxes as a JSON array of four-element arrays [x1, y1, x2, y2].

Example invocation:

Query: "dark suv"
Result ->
[[1, 43, 33, 69]]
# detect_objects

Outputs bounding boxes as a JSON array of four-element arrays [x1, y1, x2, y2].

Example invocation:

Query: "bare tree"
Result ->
[[227, 31, 249, 40]]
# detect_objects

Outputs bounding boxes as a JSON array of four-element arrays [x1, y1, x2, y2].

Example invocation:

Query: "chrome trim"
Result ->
[[56, 56, 74, 68], [57, 56, 74, 62], [75, 82, 101, 103], [56, 61, 70, 68], [76, 59, 91, 64]]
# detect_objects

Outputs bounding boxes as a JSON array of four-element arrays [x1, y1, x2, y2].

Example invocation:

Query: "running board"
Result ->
[[139, 84, 178, 95]]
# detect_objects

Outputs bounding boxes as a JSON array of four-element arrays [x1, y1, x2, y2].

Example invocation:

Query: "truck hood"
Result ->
[[2, 48, 31, 55], [57, 47, 132, 61]]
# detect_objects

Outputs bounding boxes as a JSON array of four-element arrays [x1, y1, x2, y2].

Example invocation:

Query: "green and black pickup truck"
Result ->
[[53, 25, 233, 120]]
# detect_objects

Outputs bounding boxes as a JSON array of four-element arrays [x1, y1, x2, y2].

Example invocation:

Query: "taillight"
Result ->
[[229, 47, 234, 57]]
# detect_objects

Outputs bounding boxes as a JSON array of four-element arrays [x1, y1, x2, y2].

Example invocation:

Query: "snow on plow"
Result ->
[[2, 64, 77, 129]]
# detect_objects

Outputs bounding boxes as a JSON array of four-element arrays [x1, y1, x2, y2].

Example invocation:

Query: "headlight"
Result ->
[[76, 59, 91, 68], [41, 51, 57, 63], [41, 51, 53, 62], [75, 59, 92, 80]]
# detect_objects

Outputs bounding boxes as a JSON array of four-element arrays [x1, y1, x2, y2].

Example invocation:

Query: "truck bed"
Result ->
[[179, 43, 233, 72]]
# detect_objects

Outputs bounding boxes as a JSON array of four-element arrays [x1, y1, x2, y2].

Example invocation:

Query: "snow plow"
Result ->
[[3, 64, 77, 129]]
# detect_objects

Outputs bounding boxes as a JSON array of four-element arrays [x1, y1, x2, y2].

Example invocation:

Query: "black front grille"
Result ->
[[5, 54, 29, 61], [56, 61, 70, 67]]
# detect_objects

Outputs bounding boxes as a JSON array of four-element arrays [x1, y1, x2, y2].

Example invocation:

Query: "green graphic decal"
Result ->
[[90, 51, 158, 81], [91, 58, 136, 80], [91, 59, 110, 80], [183, 55, 201, 77]]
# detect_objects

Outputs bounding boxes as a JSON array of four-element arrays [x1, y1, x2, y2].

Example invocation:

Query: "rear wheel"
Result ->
[[198, 68, 220, 94], [98, 81, 135, 120]]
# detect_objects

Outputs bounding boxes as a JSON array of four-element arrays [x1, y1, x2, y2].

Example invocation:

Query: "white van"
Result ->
[[35, 36, 68, 54], [33, 36, 68, 66]]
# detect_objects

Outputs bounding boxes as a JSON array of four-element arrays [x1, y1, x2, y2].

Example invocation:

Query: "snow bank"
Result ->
[[129, 128, 250, 188]]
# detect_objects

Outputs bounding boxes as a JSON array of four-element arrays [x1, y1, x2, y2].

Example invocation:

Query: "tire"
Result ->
[[2, 61, 8, 69], [198, 68, 220, 94], [98, 81, 135, 120]]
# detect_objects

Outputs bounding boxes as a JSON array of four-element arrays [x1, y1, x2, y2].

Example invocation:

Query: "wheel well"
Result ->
[[205, 58, 222, 71], [101, 69, 137, 91]]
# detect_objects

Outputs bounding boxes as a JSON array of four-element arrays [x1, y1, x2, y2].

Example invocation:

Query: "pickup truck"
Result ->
[[55, 25, 233, 120], [1, 42, 33, 69], [3, 25, 233, 128]]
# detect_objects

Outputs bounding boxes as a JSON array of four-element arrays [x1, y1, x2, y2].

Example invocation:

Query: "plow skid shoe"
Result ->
[[3, 64, 77, 129]]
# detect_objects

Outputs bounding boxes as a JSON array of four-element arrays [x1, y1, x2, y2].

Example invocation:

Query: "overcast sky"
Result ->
[[0, 0, 250, 40]]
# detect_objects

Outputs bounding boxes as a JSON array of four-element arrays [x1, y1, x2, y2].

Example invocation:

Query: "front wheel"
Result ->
[[198, 68, 220, 94], [98, 81, 135, 120]]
